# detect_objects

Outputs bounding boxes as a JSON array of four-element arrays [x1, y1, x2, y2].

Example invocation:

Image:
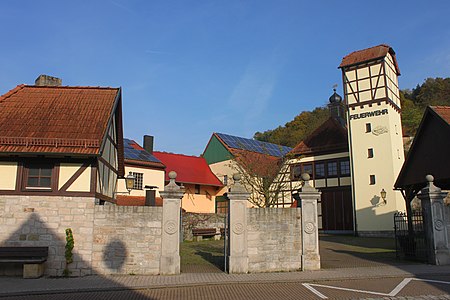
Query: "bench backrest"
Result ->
[[0, 247, 49, 258]]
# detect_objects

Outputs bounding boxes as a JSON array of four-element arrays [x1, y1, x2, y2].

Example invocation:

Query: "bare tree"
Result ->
[[230, 149, 292, 207]]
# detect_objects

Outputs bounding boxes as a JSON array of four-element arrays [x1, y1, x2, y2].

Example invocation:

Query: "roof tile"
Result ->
[[339, 44, 400, 75], [0, 85, 120, 155], [153, 151, 223, 187]]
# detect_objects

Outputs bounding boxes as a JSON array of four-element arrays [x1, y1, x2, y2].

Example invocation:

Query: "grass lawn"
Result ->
[[180, 239, 225, 268]]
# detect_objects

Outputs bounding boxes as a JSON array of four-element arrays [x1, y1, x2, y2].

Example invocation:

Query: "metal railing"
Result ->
[[394, 211, 427, 262]]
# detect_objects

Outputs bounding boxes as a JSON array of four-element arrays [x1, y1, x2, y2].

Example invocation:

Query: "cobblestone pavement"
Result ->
[[1, 276, 449, 300], [1, 236, 448, 299]]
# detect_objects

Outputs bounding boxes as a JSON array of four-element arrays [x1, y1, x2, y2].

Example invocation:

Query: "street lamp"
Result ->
[[380, 188, 387, 205], [125, 172, 136, 193]]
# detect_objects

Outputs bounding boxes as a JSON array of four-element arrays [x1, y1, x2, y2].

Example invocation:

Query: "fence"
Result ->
[[394, 211, 427, 262]]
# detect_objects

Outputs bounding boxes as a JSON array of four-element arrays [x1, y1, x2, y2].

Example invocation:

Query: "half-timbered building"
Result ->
[[0, 75, 125, 204]]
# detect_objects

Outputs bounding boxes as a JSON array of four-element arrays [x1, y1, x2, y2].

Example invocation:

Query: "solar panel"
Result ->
[[123, 138, 162, 163], [216, 133, 291, 157]]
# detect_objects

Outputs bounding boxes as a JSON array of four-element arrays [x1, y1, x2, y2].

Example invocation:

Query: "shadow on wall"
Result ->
[[102, 239, 127, 272], [1, 213, 131, 276], [0, 212, 155, 298]]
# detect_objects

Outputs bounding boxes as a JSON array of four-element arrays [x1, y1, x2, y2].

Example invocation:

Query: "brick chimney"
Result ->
[[35, 75, 62, 86], [143, 135, 154, 154]]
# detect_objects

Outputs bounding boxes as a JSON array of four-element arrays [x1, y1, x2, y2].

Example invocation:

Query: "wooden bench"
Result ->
[[192, 228, 220, 241], [0, 247, 48, 278]]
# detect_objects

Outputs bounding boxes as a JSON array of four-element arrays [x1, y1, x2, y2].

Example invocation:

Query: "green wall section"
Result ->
[[203, 135, 233, 164]]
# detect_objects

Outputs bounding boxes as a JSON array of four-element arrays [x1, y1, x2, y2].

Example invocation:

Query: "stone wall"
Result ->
[[92, 205, 162, 275], [247, 208, 302, 272], [182, 212, 225, 241], [0, 195, 95, 276], [0, 196, 163, 276]]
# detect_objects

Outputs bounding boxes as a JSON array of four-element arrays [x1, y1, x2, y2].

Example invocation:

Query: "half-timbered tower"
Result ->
[[0, 75, 124, 204], [339, 45, 405, 235]]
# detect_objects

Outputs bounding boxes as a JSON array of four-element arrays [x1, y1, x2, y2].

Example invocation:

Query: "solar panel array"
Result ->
[[123, 138, 162, 163], [216, 133, 292, 157]]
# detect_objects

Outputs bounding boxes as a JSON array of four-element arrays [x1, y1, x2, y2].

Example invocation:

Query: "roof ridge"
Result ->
[[215, 132, 291, 149], [343, 44, 390, 58], [153, 151, 202, 159], [0, 84, 25, 102], [23, 85, 119, 90]]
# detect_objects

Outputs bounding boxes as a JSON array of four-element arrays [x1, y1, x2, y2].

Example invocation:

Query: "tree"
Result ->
[[230, 149, 293, 207], [254, 106, 329, 147]]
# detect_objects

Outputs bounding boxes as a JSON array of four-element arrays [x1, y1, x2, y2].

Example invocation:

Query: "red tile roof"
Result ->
[[0, 85, 120, 155], [116, 195, 163, 206], [339, 44, 400, 75], [290, 117, 348, 155], [432, 106, 450, 125], [153, 151, 223, 187]]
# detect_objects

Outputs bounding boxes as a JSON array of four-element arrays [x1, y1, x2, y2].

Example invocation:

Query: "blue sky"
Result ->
[[1, 1, 449, 155]]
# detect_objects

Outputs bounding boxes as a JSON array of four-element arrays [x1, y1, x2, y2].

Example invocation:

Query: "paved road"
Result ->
[[2, 275, 449, 300]]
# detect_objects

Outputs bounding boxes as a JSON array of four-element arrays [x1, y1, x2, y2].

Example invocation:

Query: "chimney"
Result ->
[[35, 74, 62, 86], [143, 135, 154, 154]]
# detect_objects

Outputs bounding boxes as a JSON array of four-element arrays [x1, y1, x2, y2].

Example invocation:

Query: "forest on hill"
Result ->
[[254, 77, 450, 147]]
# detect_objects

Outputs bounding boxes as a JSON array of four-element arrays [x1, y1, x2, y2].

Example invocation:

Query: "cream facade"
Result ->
[[181, 183, 226, 213], [342, 46, 406, 235], [116, 165, 165, 198]]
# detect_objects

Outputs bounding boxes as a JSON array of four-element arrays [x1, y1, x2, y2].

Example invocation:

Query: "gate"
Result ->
[[394, 211, 427, 262]]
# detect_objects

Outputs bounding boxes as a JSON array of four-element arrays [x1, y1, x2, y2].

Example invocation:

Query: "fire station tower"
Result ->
[[339, 44, 406, 235]]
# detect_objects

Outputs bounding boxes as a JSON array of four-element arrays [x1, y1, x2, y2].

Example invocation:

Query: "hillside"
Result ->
[[254, 77, 450, 146]]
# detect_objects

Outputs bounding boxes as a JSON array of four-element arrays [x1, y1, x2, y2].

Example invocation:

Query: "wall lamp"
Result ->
[[380, 188, 387, 205], [114, 172, 136, 195]]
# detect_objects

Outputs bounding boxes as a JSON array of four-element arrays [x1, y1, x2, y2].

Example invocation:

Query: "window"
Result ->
[[291, 164, 302, 180], [24, 163, 53, 189], [327, 162, 338, 177], [132, 172, 143, 190], [195, 184, 201, 194], [340, 160, 350, 176], [223, 175, 228, 186], [368, 148, 374, 158], [215, 196, 229, 214], [314, 163, 325, 179], [366, 123, 372, 133], [370, 175, 376, 185], [302, 164, 313, 176]]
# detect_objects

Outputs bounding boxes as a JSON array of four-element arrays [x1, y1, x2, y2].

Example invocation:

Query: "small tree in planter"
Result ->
[[63, 228, 74, 277]]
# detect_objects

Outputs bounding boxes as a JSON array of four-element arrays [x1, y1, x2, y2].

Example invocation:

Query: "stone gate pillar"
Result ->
[[159, 171, 185, 275], [227, 174, 250, 274], [298, 173, 321, 270], [417, 175, 450, 265]]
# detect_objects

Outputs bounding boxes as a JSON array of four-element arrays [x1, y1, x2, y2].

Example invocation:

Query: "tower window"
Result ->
[[368, 148, 374, 158], [369, 175, 376, 185], [223, 175, 228, 185], [366, 123, 372, 133], [195, 184, 201, 194]]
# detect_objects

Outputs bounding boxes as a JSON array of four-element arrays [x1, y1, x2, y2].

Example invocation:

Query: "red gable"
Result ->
[[153, 151, 223, 187], [432, 106, 450, 125]]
